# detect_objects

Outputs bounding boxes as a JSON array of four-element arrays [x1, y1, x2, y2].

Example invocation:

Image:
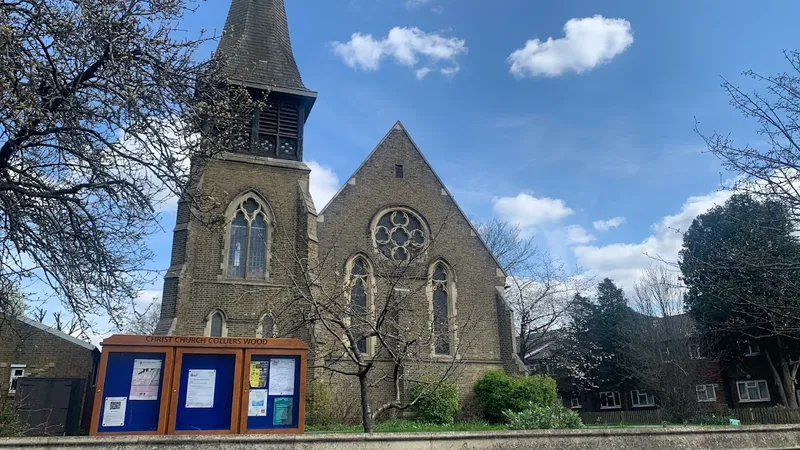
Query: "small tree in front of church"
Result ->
[[282, 209, 479, 433]]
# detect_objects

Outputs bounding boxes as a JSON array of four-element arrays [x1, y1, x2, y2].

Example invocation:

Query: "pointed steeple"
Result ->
[[216, 0, 315, 98]]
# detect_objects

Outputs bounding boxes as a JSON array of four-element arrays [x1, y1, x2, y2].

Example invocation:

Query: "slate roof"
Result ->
[[216, 0, 314, 96]]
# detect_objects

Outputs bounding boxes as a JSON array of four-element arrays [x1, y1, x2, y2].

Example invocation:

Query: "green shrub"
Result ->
[[412, 380, 460, 425], [0, 401, 26, 437], [473, 370, 557, 423], [504, 403, 585, 430]]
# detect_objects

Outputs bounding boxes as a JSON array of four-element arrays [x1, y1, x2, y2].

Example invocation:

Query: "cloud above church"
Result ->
[[508, 15, 634, 78], [573, 189, 731, 293], [332, 27, 467, 78], [307, 161, 340, 210], [492, 192, 574, 229], [593, 216, 627, 231]]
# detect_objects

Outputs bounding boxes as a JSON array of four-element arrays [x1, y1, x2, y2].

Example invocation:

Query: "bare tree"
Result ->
[[125, 300, 161, 335], [623, 266, 721, 422], [282, 211, 474, 433], [476, 218, 586, 363], [0, 0, 254, 330], [698, 50, 800, 219]]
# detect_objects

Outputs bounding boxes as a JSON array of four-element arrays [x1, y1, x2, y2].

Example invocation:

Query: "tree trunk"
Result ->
[[778, 341, 799, 409], [358, 374, 374, 433], [765, 347, 792, 407]]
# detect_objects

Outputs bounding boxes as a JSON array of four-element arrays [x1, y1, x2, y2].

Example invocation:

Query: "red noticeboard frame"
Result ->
[[90, 335, 308, 436]]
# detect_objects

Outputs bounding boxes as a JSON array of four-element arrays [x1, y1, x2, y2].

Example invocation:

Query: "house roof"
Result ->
[[319, 121, 507, 277], [12, 315, 97, 352], [216, 0, 315, 97]]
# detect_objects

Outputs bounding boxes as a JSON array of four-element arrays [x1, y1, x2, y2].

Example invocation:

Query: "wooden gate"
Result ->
[[15, 378, 87, 436]]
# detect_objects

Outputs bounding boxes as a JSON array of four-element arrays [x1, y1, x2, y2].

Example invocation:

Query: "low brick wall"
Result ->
[[2, 426, 800, 450]]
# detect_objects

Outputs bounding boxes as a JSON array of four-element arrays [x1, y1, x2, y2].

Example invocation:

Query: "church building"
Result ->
[[156, 0, 524, 411]]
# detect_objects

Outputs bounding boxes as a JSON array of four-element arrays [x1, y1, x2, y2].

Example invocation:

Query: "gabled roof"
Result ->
[[6, 315, 97, 352], [216, 0, 315, 97], [320, 121, 506, 277]]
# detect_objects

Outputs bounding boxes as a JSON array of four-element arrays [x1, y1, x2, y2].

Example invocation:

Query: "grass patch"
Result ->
[[306, 419, 506, 434]]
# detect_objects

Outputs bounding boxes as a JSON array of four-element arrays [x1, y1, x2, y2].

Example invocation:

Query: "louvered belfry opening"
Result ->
[[249, 96, 303, 160]]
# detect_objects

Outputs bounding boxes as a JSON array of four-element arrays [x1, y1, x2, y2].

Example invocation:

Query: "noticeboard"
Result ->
[[90, 335, 307, 436]]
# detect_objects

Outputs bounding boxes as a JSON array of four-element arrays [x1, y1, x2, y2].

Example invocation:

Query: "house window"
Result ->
[[600, 391, 621, 409], [206, 310, 227, 337], [348, 256, 372, 355], [570, 397, 582, 409], [660, 347, 672, 363], [689, 345, 707, 360], [372, 209, 427, 262], [743, 342, 760, 356], [395, 164, 404, 178], [430, 262, 457, 356], [696, 384, 717, 402], [631, 390, 656, 407], [8, 365, 25, 395], [737, 380, 770, 402], [225, 194, 272, 279]]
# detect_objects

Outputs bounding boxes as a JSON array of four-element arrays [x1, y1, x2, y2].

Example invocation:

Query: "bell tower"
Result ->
[[155, 0, 318, 337]]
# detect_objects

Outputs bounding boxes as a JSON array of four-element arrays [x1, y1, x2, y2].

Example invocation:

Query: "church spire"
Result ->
[[216, 0, 315, 161], [217, 0, 312, 96]]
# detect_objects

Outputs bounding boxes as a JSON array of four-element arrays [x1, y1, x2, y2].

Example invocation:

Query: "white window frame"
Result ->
[[689, 345, 707, 360], [660, 347, 672, 363], [600, 391, 622, 410], [9, 364, 26, 395], [737, 380, 770, 403], [743, 342, 760, 357], [696, 384, 717, 403], [631, 390, 656, 408], [570, 397, 582, 409]]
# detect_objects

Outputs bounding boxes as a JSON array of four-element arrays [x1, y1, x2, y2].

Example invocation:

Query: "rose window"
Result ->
[[374, 210, 426, 261]]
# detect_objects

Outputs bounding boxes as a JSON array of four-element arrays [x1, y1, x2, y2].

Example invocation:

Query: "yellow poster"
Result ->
[[250, 361, 268, 388]]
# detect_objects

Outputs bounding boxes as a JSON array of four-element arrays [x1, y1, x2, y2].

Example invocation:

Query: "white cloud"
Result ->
[[573, 190, 732, 293], [307, 161, 340, 210], [593, 216, 627, 231], [332, 27, 467, 78], [404, 0, 433, 8], [564, 225, 596, 245], [508, 15, 634, 78], [493, 192, 574, 229]]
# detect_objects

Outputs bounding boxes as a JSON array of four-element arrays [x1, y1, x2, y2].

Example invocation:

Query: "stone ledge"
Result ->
[[3, 426, 800, 450]]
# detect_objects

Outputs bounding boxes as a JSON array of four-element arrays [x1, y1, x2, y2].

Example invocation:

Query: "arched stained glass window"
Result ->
[[260, 314, 275, 338], [350, 257, 370, 354], [209, 311, 225, 337], [373, 209, 426, 262], [226, 194, 271, 278], [431, 263, 451, 355]]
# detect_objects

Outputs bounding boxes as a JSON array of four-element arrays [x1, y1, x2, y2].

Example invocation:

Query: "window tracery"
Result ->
[[373, 210, 427, 262]]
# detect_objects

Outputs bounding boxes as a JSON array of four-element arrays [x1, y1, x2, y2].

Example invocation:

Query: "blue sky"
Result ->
[[46, 0, 800, 338]]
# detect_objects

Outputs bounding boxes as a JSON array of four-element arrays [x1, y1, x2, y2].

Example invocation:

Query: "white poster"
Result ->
[[185, 369, 216, 408], [268, 358, 295, 396], [102, 397, 127, 427], [129, 359, 161, 401], [248, 389, 268, 417]]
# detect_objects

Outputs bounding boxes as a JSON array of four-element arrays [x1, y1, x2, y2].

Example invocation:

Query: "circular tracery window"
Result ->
[[374, 210, 427, 261]]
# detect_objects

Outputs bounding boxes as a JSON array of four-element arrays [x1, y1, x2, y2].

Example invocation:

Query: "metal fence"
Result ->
[[579, 407, 800, 426]]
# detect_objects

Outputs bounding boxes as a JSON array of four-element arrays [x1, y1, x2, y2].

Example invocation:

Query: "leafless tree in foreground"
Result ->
[[477, 218, 588, 363], [623, 266, 721, 422], [0, 0, 255, 330], [280, 209, 475, 432]]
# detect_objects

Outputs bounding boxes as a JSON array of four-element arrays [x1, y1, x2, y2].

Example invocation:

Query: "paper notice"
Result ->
[[268, 358, 295, 396], [249, 361, 268, 388], [102, 397, 127, 427], [129, 359, 161, 401], [185, 369, 216, 408], [248, 389, 268, 417], [273, 397, 293, 426]]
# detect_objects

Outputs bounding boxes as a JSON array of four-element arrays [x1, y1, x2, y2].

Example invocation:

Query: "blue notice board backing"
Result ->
[[97, 352, 166, 433], [245, 355, 301, 430], [174, 352, 237, 431]]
